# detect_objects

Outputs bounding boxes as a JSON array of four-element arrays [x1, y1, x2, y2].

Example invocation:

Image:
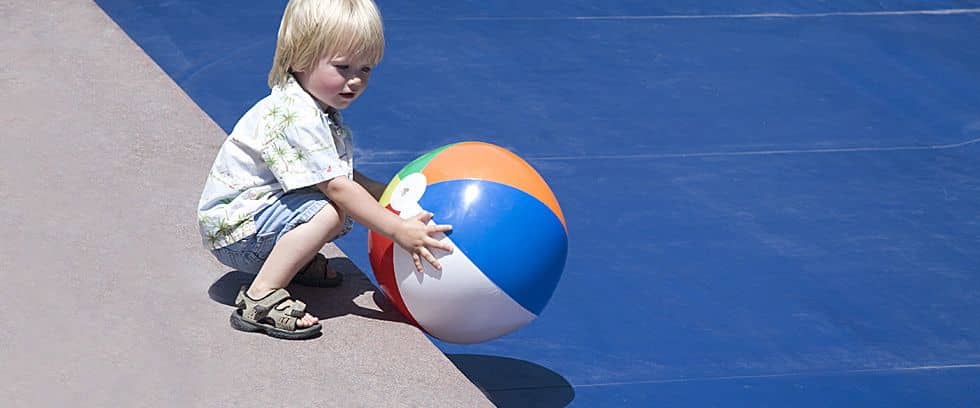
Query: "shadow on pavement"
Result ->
[[208, 256, 407, 323], [447, 354, 575, 407]]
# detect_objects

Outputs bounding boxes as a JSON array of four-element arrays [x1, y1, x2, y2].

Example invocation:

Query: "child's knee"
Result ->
[[309, 201, 344, 236], [326, 202, 347, 237]]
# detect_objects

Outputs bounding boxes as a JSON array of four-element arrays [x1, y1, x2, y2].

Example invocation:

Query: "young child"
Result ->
[[197, 0, 452, 340]]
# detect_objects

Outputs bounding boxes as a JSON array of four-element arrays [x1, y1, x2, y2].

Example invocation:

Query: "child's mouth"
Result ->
[[339, 92, 356, 99]]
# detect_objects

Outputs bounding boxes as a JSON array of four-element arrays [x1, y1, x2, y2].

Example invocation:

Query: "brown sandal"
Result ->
[[291, 253, 343, 287], [229, 287, 321, 340]]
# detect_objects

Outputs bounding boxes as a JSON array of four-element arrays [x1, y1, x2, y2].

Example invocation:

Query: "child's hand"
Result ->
[[391, 211, 454, 273]]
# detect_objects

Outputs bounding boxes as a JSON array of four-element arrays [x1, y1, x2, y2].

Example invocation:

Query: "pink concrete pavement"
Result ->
[[0, 1, 492, 406]]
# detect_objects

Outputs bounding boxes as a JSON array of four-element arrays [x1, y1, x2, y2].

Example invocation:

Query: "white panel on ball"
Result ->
[[393, 233, 537, 343]]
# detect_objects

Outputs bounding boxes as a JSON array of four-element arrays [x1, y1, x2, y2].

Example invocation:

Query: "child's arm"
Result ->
[[353, 169, 386, 201], [318, 176, 452, 272]]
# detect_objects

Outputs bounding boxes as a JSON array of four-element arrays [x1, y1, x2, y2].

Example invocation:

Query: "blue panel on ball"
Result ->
[[419, 179, 568, 315]]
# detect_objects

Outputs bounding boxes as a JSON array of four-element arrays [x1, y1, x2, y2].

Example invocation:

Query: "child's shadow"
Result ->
[[207, 256, 406, 323]]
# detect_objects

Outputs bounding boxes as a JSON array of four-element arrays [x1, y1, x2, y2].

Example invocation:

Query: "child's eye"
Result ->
[[333, 64, 349, 70], [361, 67, 373, 73]]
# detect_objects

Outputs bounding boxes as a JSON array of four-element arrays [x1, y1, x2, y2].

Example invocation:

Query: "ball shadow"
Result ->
[[207, 255, 407, 323], [447, 354, 575, 407]]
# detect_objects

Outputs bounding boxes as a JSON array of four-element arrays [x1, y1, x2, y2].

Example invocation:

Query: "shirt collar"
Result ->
[[275, 74, 341, 122]]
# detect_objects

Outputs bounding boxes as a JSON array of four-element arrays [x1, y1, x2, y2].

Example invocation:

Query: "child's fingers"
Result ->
[[412, 253, 424, 273], [414, 211, 434, 223], [425, 237, 454, 253], [427, 223, 453, 233], [418, 247, 442, 270]]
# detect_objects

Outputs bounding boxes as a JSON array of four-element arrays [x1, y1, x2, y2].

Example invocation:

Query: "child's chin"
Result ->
[[332, 99, 355, 108]]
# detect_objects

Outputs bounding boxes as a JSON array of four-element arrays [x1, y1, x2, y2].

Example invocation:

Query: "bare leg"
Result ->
[[248, 202, 345, 328]]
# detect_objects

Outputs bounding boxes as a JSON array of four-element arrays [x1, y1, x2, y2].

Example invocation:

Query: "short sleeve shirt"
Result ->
[[197, 75, 354, 249]]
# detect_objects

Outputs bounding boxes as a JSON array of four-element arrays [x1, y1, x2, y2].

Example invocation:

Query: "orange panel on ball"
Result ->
[[422, 141, 566, 228]]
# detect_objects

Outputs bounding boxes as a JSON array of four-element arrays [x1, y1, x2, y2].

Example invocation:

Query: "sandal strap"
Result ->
[[234, 286, 292, 308], [234, 287, 248, 309], [268, 307, 299, 331], [266, 296, 306, 330], [255, 288, 292, 308], [285, 300, 307, 317], [235, 288, 308, 330]]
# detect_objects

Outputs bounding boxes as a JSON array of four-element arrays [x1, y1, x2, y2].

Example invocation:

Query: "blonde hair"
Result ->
[[268, 0, 385, 88]]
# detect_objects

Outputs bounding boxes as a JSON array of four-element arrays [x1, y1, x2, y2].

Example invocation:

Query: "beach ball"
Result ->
[[368, 141, 568, 344]]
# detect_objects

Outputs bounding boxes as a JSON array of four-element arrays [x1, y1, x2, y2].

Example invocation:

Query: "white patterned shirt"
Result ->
[[197, 75, 353, 249]]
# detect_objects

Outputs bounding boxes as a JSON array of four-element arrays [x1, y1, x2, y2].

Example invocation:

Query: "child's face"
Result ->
[[295, 54, 373, 111]]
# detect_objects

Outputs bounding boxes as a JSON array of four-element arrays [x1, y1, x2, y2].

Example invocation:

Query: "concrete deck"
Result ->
[[0, 1, 491, 406]]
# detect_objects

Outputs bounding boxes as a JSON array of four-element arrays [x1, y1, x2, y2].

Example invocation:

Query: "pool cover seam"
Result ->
[[569, 363, 980, 389], [387, 8, 980, 22], [358, 136, 980, 165]]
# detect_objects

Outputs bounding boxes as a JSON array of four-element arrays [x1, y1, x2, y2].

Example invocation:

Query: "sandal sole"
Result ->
[[230, 310, 322, 340]]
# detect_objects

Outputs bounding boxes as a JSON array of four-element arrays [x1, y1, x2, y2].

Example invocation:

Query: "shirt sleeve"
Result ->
[[261, 111, 351, 192]]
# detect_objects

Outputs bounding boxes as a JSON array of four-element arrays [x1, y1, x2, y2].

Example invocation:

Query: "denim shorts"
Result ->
[[211, 187, 352, 274]]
